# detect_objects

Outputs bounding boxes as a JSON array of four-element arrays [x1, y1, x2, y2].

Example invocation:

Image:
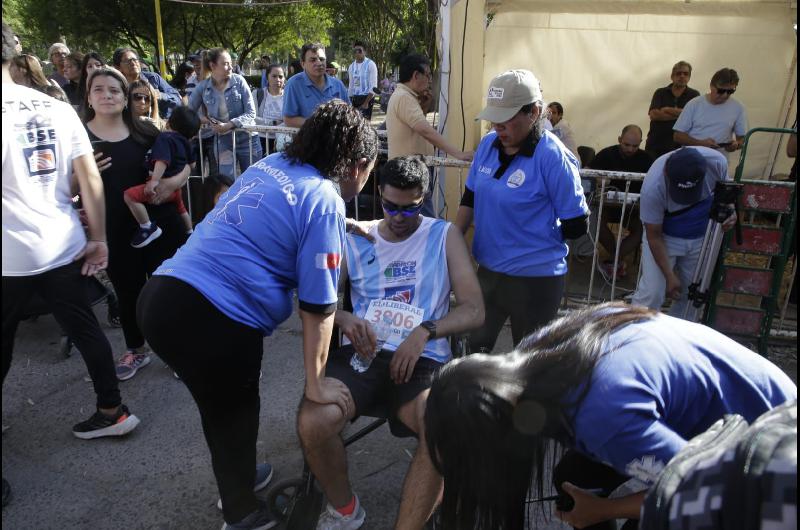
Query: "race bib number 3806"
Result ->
[[365, 299, 424, 349]]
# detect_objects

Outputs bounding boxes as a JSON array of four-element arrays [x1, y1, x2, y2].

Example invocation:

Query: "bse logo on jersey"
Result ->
[[383, 260, 416, 283], [383, 285, 415, 304], [23, 144, 56, 177]]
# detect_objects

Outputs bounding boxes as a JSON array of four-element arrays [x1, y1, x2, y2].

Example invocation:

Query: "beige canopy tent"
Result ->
[[437, 0, 797, 215]]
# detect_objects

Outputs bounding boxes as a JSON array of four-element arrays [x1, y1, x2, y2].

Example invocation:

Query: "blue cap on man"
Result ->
[[666, 148, 708, 205]]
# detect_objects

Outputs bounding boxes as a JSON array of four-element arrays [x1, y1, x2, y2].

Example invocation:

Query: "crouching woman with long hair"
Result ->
[[424, 303, 796, 530]]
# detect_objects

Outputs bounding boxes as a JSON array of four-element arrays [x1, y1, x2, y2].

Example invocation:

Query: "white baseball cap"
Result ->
[[476, 69, 543, 123]]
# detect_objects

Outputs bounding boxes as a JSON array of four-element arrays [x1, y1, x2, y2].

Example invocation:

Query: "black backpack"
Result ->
[[641, 400, 797, 530]]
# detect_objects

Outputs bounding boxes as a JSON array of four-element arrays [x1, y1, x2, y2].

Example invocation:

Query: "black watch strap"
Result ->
[[419, 320, 437, 340]]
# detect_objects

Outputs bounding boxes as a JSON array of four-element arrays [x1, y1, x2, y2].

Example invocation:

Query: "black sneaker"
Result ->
[[130, 224, 162, 248], [72, 404, 140, 440], [2, 478, 11, 508], [221, 501, 277, 530]]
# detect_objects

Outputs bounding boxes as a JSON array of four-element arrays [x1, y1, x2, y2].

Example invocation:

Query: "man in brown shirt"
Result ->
[[385, 53, 472, 215]]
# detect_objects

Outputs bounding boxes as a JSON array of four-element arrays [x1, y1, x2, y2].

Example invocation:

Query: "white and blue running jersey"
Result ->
[[344, 217, 452, 363]]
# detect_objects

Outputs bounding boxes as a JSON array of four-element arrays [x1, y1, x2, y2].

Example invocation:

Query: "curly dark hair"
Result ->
[[284, 100, 378, 182]]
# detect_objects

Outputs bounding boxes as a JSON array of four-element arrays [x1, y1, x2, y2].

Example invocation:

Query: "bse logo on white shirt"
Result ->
[[506, 169, 526, 189], [23, 145, 57, 177]]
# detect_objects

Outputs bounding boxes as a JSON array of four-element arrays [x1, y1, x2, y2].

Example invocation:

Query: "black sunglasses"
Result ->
[[133, 94, 151, 103], [715, 87, 736, 95], [381, 198, 424, 217]]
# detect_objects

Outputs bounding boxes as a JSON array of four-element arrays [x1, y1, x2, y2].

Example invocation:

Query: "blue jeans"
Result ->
[[216, 131, 262, 180], [631, 232, 702, 321]]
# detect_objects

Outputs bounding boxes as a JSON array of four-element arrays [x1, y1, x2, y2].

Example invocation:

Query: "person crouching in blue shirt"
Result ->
[[137, 101, 378, 530], [425, 303, 796, 530]]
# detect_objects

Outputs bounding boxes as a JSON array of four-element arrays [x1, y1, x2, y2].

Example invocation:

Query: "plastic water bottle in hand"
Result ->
[[350, 316, 393, 373]]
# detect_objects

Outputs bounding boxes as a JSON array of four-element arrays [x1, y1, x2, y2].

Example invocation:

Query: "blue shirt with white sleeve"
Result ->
[[154, 153, 345, 335]]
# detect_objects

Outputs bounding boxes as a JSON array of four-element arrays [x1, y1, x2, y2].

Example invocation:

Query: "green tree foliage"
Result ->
[[313, 0, 438, 77], [6, 0, 331, 74]]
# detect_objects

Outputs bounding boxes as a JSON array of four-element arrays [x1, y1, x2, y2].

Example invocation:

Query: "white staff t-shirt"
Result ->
[[2, 83, 91, 276]]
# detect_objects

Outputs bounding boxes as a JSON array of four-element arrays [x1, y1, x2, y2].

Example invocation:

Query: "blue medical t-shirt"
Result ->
[[466, 130, 588, 276], [283, 71, 349, 119], [155, 153, 345, 335], [568, 313, 796, 486]]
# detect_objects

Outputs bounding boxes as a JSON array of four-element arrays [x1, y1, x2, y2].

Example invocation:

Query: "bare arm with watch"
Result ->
[[335, 224, 484, 384], [389, 225, 484, 383]]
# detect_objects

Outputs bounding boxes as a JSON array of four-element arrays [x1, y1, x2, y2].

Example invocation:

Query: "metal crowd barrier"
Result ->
[[187, 126, 794, 340]]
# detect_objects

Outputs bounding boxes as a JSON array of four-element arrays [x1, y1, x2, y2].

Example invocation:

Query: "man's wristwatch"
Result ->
[[419, 320, 437, 340]]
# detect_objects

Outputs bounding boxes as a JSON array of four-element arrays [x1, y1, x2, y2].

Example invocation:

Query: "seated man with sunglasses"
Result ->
[[296, 155, 484, 530], [673, 67, 748, 154]]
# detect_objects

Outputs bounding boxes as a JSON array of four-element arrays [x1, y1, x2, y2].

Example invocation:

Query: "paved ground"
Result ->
[[4, 291, 795, 530], [1, 301, 570, 530]]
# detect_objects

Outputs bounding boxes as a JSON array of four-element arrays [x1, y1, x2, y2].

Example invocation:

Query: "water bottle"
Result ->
[[350, 316, 393, 373]]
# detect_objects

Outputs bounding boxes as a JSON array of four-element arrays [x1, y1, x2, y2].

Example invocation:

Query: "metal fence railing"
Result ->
[[186, 125, 795, 341]]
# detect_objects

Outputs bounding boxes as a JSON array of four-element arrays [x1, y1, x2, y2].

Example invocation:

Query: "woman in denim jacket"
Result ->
[[189, 47, 262, 179]]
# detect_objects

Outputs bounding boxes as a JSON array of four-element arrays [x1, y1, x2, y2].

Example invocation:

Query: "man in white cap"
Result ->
[[632, 146, 736, 320], [455, 69, 589, 352]]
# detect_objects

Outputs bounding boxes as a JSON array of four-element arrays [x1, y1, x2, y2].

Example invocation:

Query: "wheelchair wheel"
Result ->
[[266, 477, 323, 529]]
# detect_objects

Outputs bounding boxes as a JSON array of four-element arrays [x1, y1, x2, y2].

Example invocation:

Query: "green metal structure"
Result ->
[[704, 127, 797, 354]]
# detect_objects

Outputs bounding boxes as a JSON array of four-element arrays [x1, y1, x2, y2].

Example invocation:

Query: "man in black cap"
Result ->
[[185, 52, 201, 99], [631, 147, 736, 320]]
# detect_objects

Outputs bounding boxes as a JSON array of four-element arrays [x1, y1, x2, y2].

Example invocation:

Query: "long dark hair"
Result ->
[[83, 67, 159, 146], [425, 303, 655, 529], [128, 78, 161, 126], [172, 61, 194, 93], [78, 52, 106, 114], [283, 100, 378, 182]]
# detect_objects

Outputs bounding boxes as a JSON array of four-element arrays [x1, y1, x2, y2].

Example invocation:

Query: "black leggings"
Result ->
[[552, 450, 638, 530], [106, 215, 186, 351], [2, 261, 121, 409], [469, 267, 565, 352], [137, 275, 264, 524]]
